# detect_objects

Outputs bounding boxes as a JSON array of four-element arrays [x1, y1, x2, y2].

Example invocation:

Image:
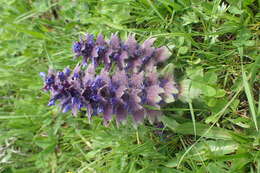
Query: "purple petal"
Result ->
[[142, 39, 154, 58], [125, 34, 137, 56], [103, 103, 113, 122], [146, 108, 162, 123], [45, 75, 55, 86], [128, 89, 142, 112], [91, 45, 98, 58], [146, 70, 159, 85], [39, 72, 46, 79], [104, 48, 112, 70], [99, 69, 111, 84], [129, 72, 144, 88], [58, 72, 66, 81], [142, 38, 156, 48], [73, 41, 82, 53], [160, 77, 179, 103], [64, 67, 71, 76], [118, 51, 128, 69], [115, 85, 127, 98], [146, 85, 164, 104], [86, 34, 95, 46], [144, 59, 156, 72], [163, 79, 179, 94], [96, 34, 105, 45], [110, 34, 120, 49], [87, 104, 93, 120], [112, 70, 128, 86], [126, 60, 141, 73], [83, 64, 95, 83], [82, 56, 88, 66], [63, 104, 71, 113], [132, 109, 145, 124], [72, 64, 81, 79], [154, 46, 171, 62], [115, 102, 128, 123], [48, 99, 55, 106]]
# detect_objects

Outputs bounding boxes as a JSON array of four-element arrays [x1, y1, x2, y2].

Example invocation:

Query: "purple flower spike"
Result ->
[[41, 33, 180, 126]]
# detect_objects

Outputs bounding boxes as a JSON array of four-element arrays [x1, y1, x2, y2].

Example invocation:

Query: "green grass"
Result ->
[[0, 0, 259, 172]]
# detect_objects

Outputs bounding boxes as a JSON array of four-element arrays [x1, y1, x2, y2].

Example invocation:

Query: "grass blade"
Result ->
[[189, 101, 196, 137], [242, 69, 258, 131]]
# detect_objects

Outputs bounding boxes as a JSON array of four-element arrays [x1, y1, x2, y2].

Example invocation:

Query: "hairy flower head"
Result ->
[[41, 33, 179, 125]]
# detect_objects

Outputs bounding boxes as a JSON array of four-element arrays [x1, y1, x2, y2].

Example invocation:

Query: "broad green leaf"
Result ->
[[162, 116, 233, 140]]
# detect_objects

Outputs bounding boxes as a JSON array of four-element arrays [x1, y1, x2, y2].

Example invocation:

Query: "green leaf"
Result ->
[[204, 71, 218, 84], [178, 46, 189, 55], [175, 122, 232, 140], [193, 81, 216, 97], [164, 140, 238, 167], [215, 89, 226, 98], [162, 116, 233, 140], [179, 79, 202, 102]]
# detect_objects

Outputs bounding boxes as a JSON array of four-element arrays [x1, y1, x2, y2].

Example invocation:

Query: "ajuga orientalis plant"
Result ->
[[40, 33, 180, 126]]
